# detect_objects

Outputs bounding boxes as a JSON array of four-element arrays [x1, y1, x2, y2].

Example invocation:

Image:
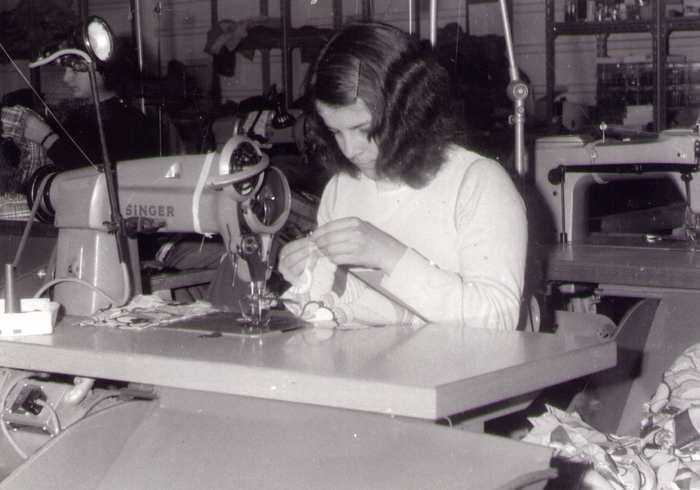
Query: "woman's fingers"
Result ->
[[278, 236, 313, 282]]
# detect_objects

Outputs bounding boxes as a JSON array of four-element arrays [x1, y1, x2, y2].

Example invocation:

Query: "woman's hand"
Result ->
[[278, 235, 314, 284], [312, 217, 407, 275], [23, 114, 54, 146]]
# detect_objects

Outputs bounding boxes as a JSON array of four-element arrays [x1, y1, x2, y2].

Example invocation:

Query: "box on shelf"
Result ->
[[562, 101, 591, 131], [624, 105, 654, 130]]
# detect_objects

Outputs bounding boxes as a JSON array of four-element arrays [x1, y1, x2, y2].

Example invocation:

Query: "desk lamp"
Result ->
[[24, 17, 134, 306], [1, 17, 115, 328], [29, 16, 122, 237]]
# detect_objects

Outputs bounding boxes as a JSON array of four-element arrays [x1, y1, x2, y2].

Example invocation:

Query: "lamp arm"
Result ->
[[498, 0, 530, 179], [87, 63, 128, 256], [87, 64, 120, 226], [87, 62, 134, 304], [28, 49, 91, 69]]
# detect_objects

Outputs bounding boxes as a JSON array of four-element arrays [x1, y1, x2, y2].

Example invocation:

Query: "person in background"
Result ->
[[19, 38, 159, 170], [278, 23, 528, 330]]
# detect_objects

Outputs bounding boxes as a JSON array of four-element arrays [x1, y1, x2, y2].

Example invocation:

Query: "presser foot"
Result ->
[[237, 291, 276, 330], [234, 292, 309, 336]]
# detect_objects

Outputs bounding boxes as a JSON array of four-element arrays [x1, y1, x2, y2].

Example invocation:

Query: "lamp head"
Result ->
[[29, 16, 115, 71], [82, 17, 114, 64]]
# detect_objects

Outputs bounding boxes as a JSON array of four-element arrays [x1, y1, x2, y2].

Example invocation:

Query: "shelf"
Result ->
[[665, 17, 700, 31], [237, 30, 333, 52], [553, 19, 653, 35], [552, 17, 700, 36], [546, 0, 700, 132]]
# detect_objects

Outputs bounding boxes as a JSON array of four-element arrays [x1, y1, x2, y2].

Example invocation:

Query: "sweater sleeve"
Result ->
[[380, 159, 528, 330]]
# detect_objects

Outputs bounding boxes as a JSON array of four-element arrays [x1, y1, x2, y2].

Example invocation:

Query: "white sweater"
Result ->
[[316, 145, 528, 330]]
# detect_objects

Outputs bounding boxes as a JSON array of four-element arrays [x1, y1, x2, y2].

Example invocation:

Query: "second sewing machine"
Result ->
[[535, 126, 700, 245]]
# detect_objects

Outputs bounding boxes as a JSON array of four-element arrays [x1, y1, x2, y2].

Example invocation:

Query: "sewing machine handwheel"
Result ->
[[214, 135, 269, 198], [243, 166, 291, 234], [25, 164, 63, 224]]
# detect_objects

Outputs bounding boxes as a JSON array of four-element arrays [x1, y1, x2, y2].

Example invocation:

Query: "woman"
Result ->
[[20, 41, 159, 170], [278, 23, 528, 330]]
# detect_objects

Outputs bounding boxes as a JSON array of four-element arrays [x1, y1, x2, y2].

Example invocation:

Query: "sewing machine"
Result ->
[[25, 135, 291, 321], [534, 127, 700, 436], [534, 128, 700, 244]]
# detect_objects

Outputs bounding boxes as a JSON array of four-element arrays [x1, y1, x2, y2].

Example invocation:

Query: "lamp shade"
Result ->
[[82, 16, 114, 64]]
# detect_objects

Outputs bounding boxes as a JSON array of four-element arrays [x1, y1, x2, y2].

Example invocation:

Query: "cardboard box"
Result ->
[[624, 105, 654, 130], [562, 101, 590, 131]]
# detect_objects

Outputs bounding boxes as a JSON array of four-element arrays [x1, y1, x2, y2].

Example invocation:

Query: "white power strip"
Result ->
[[0, 298, 58, 337]]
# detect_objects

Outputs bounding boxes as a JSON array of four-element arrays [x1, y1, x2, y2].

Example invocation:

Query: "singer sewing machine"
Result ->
[[534, 127, 700, 245], [25, 135, 292, 326]]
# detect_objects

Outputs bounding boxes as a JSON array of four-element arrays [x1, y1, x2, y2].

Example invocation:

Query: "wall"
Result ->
[[513, 0, 700, 114], [149, 0, 700, 121], [512, 0, 597, 110], [0, 0, 505, 108], [8, 0, 698, 125]]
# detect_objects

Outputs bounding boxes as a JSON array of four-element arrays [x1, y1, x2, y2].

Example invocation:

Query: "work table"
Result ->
[[0, 314, 616, 421], [0, 307, 617, 489], [546, 238, 700, 290], [544, 239, 700, 436]]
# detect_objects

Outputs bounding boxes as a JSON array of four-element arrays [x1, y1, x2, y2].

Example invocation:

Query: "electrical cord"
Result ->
[[0, 371, 38, 460], [0, 412, 27, 460], [34, 277, 118, 304], [33, 261, 131, 308], [82, 391, 122, 417]]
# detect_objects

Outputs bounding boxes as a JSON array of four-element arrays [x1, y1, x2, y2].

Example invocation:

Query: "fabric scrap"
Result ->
[[524, 339, 700, 489], [79, 294, 218, 330]]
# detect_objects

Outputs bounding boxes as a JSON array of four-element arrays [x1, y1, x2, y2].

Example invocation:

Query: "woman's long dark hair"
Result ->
[[303, 23, 461, 188]]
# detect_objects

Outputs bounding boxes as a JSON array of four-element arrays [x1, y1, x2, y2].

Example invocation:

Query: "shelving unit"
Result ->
[[545, 0, 700, 131], [223, 0, 372, 108]]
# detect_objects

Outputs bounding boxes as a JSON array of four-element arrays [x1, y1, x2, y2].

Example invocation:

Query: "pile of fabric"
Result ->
[[524, 342, 700, 489]]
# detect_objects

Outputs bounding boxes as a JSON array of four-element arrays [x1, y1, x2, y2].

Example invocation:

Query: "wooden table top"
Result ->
[[545, 239, 700, 289]]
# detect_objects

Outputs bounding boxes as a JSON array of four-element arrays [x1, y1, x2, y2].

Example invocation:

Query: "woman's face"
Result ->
[[316, 99, 380, 180], [62, 67, 93, 99]]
